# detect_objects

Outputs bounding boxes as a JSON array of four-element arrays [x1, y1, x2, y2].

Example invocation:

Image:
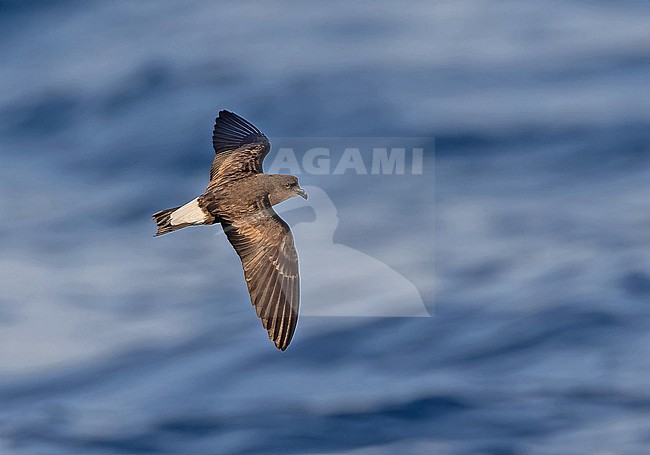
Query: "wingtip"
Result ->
[[212, 109, 267, 155], [273, 336, 291, 351]]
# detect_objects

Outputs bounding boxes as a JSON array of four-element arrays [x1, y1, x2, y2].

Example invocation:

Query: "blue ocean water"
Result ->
[[1, 1, 650, 453]]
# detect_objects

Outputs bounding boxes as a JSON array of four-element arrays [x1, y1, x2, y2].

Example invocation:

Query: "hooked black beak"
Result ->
[[295, 187, 308, 200]]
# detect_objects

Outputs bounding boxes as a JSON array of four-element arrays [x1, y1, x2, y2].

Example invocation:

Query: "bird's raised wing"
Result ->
[[210, 110, 271, 183], [222, 202, 299, 351]]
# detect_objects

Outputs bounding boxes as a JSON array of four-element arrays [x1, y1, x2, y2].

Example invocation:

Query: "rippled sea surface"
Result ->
[[2, 1, 650, 453]]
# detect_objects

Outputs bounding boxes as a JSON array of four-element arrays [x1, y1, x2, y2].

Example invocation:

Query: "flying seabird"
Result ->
[[152, 111, 308, 350]]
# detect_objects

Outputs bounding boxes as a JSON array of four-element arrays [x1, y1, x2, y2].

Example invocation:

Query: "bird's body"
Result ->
[[152, 111, 307, 350]]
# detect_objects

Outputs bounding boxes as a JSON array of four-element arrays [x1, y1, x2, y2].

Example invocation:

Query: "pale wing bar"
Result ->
[[222, 208, 299, 351]]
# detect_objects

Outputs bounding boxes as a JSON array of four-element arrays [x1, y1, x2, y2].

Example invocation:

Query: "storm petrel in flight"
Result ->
[[152, 111, 307, 350]]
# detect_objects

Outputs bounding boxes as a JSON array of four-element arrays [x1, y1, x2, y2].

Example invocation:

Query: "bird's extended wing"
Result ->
[[222, 202, 300, 351], [210, 110, 270, 183]]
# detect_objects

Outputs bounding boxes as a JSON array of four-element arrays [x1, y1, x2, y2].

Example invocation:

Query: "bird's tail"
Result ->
[[152, 197, 216, 236], [152, 206, 183, 236]]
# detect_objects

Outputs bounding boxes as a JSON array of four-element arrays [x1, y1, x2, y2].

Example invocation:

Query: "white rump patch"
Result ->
[[170, 198, 208, 226]]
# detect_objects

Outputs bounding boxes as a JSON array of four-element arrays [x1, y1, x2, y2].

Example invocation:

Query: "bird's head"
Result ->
[[268, 175, 308, 206]]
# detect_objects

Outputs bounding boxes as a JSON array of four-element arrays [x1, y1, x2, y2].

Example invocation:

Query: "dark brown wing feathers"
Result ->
[[212, 110, 267, 154], [210, 110, 270, 181], [204, 111, 300, 350], [222, 205, 299, 351], [154, 110, 301, 349]]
